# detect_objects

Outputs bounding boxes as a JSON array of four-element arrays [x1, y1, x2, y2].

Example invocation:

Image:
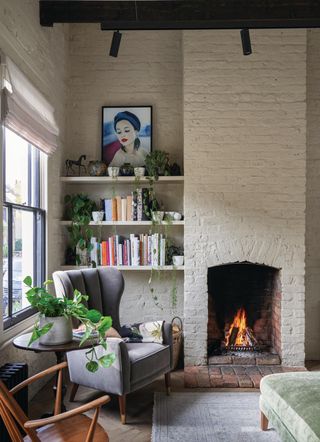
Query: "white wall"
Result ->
[[65, 25, 184, 324], [306, 29, 320, 360], [0, 0, 68, 396], [183, 29, 307, 366]]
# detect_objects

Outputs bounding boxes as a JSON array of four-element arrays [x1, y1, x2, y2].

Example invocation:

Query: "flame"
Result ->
[[225, 308, 251, 347]]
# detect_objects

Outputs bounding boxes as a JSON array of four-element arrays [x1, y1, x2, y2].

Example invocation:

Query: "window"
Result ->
[[2, 128, 46, 329]]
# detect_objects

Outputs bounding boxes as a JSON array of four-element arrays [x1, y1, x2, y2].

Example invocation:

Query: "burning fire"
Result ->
[[225, 308, 256, 348]]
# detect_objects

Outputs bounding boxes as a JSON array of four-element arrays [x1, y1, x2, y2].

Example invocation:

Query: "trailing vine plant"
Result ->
[[64, 194, 97, 265]]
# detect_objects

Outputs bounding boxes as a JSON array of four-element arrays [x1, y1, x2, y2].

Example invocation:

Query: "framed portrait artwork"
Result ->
[[101, 106, 152, 167]]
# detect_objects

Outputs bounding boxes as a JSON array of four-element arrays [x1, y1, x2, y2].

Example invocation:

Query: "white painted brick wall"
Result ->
[[183, 29, 307, 366], [66, 25, 184, 324], [306, 29, 320, 360], [0, 0, 68, 396]]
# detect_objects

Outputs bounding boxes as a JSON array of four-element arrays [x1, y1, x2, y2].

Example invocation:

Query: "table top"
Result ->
[[13, 333, 96, 353]]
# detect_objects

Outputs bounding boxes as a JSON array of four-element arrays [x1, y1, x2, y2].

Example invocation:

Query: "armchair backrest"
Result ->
[[53, 268, 124, 331]]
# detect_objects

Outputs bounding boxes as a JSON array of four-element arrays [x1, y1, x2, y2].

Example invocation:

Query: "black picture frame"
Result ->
[[101, 105, 153, 167]]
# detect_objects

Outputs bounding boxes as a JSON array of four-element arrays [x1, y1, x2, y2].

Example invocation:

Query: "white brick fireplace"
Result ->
[[183, 29, 306, 367]]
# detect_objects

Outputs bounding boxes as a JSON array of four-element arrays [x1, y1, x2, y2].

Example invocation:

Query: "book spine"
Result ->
[[116, 196, 121, 221], [108, 237, 113, 266], [121, 198, 127, 222], [112, 198, 117, 222], [106, 240, 110, 266], [132, 191, 138, 221], [137, 188, 143, 221], [118, 244, 123, 266], [126, 195, 133, 221], [141, 188, 150, 220], [148, 236, 152, 265], [160, 237, 166, 266], [104, 199, 112, 221]]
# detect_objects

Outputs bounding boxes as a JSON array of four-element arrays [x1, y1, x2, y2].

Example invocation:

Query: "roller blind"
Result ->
[[0, 54, 59, 155]]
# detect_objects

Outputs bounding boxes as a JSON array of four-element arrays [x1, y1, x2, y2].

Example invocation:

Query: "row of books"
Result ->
[[104, 188, 149, 222], [90, 234, 166, 267]]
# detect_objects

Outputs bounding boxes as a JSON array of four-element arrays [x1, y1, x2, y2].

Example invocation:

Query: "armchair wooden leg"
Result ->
[[261, 411, 268, 431], [118, 395, 126, 424], [69, 383, 79, 402], [165, 372, 171, 396]]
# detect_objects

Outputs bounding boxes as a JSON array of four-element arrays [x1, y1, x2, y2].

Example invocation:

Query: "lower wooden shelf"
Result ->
[[60, 265, 184, 271]]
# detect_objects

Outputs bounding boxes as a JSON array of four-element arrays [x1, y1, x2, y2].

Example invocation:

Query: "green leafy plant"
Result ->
[[145, 150, 171, 179], [64, 194, 97, 265], [24, 276, 115, 373]]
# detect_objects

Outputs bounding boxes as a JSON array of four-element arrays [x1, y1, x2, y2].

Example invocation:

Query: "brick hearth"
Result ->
[[184, 365, 306, 389]]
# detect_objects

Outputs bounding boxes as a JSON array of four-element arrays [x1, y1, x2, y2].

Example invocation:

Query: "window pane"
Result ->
[[12, 209, 34, 314], [5, 129, 29, 205], [3, 207, 9, 318]]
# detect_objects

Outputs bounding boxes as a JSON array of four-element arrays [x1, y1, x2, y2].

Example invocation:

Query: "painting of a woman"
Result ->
[[102, 106, 152, 167]]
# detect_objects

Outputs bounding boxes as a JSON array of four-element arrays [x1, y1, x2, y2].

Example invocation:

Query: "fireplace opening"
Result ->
[[207, 262, 281, 360]]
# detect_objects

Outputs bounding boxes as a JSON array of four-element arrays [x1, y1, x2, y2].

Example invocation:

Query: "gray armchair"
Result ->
[[53, 267, 173, 424]]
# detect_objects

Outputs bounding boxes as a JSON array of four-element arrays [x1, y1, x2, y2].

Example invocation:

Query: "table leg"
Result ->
[[54, 351, 67, 413], [41, 351, 67, 418]]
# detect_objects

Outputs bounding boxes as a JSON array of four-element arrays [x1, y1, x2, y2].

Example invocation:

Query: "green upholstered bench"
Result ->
[[260, 372, 320, 442]]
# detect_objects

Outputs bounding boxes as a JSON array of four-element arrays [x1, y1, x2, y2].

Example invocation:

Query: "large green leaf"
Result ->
[[23, 276, 32, 287], [86, 361, 99, 373], [99, 353, 116, 368], [97, 316, 112, 334], [86, 309, 102, 324]]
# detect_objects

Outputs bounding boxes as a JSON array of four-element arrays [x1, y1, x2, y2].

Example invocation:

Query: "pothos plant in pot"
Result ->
[[64, 193, 97, 266], [24, 276, 115, 373]]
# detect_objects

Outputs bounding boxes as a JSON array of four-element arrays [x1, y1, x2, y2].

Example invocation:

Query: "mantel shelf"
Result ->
[[60, 176, 184, 184], [60, 220, 184, 226], [60, 265, 184, 271]]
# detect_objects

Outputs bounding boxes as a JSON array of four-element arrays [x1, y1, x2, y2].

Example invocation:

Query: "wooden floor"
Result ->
[[30, 361, 320, 442]]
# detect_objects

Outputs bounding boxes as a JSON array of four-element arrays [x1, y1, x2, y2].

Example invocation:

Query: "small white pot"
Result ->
[[39, 315, 73, 345], [134, 167, 146, 177], [108, 167, 120, 178], [173, 212, 182, 221], [173, 255, 184, 266], [92, 211, 104, 222], [152, 211, 164, 222]]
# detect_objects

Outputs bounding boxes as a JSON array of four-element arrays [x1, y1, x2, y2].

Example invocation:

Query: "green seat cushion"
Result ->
[[260, 372, 320, 442]]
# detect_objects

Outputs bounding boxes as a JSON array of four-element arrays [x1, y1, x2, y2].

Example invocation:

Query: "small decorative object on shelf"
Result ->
[[166, 243, 184, 266], [120, 162, 134, 176], [173, 212, 183, 221], [145, 150, 170, 178], [173, 255, 184, 266], [170, 162, 181, 176], [24, 276, 115, 373], [92, 211, 105, 222], [152, 211, 164, 223], [87, 160, 107, 176], [134, 167, 145, 177], [65, 155, 87, 176], [108, 166, 120, 177]]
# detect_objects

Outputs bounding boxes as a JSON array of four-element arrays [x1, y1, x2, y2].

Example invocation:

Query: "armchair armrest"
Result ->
[[67, 338, 131, 395], [24, 395, 110, 429], [162, 322, 173, 370]]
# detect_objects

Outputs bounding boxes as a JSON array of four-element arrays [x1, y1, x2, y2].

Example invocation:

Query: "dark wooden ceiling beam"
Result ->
[[40, 0, 320, 29]]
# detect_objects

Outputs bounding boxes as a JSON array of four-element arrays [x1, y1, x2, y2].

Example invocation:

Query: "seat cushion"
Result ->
[[126, 343, 170, 388], [260, 372, 320, 442], [24, 414, 109, 442]]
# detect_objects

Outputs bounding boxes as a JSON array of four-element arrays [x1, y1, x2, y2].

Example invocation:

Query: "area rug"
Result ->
[[152, 392, 281, 442]]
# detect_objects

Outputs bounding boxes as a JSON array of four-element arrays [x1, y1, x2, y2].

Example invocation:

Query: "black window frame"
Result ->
[[2, 130, 46, 329]]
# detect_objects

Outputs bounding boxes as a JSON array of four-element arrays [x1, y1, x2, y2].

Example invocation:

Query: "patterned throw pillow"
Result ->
[[120, 321, 164, 343]]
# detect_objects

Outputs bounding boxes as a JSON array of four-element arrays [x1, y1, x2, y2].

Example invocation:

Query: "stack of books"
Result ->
[[104, 188, 150, 222], [90, 234, 166, 267]]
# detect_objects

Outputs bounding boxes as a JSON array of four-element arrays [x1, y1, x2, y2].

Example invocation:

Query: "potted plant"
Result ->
[[64, 194, 97, 265], [24, 276, 115, 373], [145, 150, 171, 179]]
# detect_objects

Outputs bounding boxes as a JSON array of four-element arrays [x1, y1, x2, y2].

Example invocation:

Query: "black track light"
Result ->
[[240, 29, 252, 56], [109, 30, 122, 57]]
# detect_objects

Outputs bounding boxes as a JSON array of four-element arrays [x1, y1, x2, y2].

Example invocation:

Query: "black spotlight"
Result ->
[[109, 30, 122, 57], [240, 29, 252, 56]]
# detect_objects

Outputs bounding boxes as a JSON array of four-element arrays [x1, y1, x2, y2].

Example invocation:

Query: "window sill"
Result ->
[[0, 313, 37, 349]]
